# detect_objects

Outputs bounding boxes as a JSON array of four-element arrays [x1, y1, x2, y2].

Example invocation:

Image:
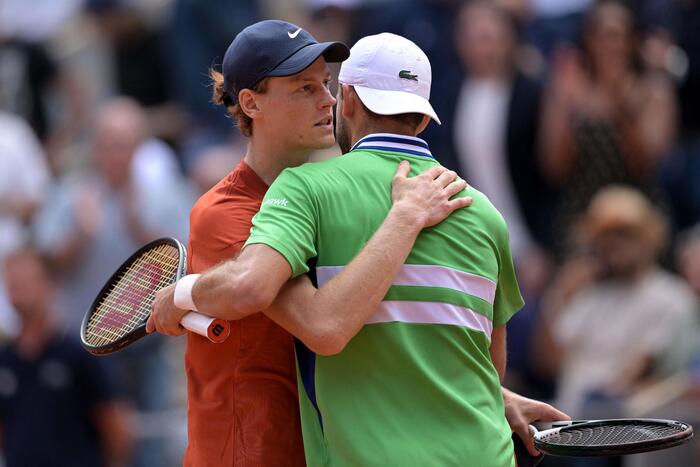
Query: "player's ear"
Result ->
[[238, 89, 261, 119], [339, 84, 355, 119], [415, 115, 431, 135]]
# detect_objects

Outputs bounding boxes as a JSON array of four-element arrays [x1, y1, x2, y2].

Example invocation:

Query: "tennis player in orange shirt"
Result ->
[[180, 20, 474, 466], [161, 20, 567, 466]]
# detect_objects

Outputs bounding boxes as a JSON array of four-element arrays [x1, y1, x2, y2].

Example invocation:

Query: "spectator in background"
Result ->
[[534, 186, 696, 417], [163, 0, 259, 166], [450, 1, 554, 281], [33, 97, 190, 467], [658, 226, 700, 381], [0, 111, 51, 339], [34, 97, 190, 330], [540, 0, 677, 248], [0, 31, 85, 169], [85, 0, 188, 148], [446, 1, 558, 398], [33, 94, 188, 316], [0, 247, 133, 467]]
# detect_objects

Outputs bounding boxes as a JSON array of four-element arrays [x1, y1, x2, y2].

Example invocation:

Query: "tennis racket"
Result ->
[[530, 418, 694, 457], [81, 237, 230, 355]]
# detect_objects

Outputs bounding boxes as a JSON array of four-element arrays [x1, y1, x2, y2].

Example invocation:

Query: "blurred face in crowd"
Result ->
[[246, 58, 336, 164], [584, 2, 635, 74], [455, 2, 516, 78], [4, 251, 53, 321], [93, 99, 146, 188], [592, 225, 652, 279]]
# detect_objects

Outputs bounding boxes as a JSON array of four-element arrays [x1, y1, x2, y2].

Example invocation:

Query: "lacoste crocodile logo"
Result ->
[[399, 70, 418, 81]]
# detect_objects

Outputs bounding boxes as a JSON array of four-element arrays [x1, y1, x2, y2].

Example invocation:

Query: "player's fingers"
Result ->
[[443, 178, 467, 198], [419, 164, 446, 181], [537, 404, 571, 422], [446, 196, 473, 213], [145, 315, 155, 334], [433, 169, 459, 188], [394, 160, 411, 180]]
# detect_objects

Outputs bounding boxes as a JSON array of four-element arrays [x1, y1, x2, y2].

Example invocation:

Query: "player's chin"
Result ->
[[309, 126, 336, 148]]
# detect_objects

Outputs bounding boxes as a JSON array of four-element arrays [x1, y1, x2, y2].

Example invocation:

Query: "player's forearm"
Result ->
[[191, 259, 258, 319], [192, 244, 292, 320], [305, 202, 424, 354]]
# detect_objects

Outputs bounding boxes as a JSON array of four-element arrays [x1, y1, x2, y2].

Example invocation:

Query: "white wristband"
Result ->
[[174, 274, 201, 311]]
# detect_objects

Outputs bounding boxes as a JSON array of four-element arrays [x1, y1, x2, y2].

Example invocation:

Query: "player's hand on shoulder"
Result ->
[[391, 161, 472, 228], [147, 283, 188, 337]]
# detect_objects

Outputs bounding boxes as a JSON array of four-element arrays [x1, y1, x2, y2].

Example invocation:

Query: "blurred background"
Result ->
[[0, 0, 699, 465]]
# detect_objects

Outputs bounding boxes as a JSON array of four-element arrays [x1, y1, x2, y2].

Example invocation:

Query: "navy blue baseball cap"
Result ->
[[222, 20, 350, 104]]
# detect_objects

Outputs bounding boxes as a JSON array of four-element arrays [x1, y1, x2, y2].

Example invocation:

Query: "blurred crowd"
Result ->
[[1, 0, 699, 465]]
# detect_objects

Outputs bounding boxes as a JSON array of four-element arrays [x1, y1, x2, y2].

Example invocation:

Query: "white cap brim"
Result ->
[[354, 86, 441, 125]]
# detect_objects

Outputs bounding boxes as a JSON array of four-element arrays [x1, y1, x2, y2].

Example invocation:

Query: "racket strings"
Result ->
[[544, 423, 688, 447], [87, 246, 178, 344], [84, 244, 180, 346], [87, 250, 174, 344], [100, 247, 176, 324]]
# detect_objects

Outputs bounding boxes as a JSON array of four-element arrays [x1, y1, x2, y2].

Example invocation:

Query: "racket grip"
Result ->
[[180, 312, 230, 343]]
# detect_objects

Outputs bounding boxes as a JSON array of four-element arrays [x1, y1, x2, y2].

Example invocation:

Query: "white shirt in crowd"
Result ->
[[453, 78, 534, 260], [553, 267, 697, 416], [0, 111, 51, 337]]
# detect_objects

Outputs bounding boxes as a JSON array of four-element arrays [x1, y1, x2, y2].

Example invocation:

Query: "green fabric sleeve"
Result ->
[[492, 216, 525, 326], [244, 168, 318, 277]]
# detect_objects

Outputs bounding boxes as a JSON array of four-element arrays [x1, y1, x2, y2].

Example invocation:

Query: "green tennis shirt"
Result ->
[[245, 133, 524, 466]]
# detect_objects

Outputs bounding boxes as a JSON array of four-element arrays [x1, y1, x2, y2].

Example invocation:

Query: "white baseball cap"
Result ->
[[338, 33, 441, 125]]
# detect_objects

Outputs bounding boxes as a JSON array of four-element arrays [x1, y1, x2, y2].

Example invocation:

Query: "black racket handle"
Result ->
[[512, 432, 544, 467]]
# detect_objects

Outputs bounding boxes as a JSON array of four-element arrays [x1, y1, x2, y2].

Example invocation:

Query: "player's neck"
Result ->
[[352, 123, 418, 147], [244, 138, 312, 185]]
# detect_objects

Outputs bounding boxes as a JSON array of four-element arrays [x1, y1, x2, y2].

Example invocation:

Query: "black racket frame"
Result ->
[[534, 418, 694, 457], [80, 237, 187, 355]]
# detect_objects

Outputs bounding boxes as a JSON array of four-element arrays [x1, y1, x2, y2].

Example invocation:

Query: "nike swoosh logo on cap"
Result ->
[[288, 28, 302, 39]]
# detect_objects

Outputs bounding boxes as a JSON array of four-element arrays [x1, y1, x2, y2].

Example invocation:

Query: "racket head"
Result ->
[[81, 237, 187, 355], [534, 418, 694, 457]]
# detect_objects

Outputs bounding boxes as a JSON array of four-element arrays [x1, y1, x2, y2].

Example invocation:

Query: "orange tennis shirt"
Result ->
[[183, 160, 305, 466]]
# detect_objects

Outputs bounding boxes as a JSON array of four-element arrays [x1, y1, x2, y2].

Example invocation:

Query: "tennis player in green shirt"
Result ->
[[150, 31, 567, 466]]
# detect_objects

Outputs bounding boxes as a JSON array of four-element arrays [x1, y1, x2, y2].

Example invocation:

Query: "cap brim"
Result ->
[[353, 86, 441, 125], [268, 41, 350, 77]]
